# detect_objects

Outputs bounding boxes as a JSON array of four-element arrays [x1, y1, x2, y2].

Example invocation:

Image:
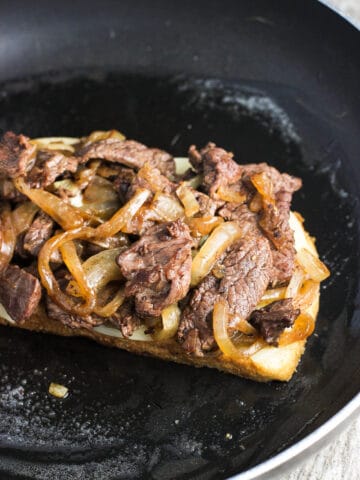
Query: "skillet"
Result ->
[[0, 0, 359, 478]]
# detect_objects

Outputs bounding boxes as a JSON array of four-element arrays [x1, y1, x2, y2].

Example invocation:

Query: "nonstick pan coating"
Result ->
[[0, 1, 359, 479]]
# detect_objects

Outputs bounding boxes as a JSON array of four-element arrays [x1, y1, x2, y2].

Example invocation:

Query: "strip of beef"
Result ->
[[113, 167, 136, 203], [26, 150, 78, 188], [46, 296, 105, 330], [189, 143, 242, 198], [110, 298, 142, 338], [252, 170, 301, 284], [23, 212, 54, 256], [0, 132, 36, 178], [249, 298, 300, 345], [0, 178, 25, 202], [178, 233, 272, 356], [0, 264, 41, 323], [217, 160, 302, 285], [126, 163, 176, 200], [117, 219, 192, 317], [77, 139, 175, 178]]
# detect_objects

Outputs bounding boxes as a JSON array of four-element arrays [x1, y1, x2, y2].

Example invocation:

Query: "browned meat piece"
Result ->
[[249, 298, 300, 345], [178, 234, 272, 356], [0, 264, 41, 323], [189, 143, 242, 198], [113, 167, 136, 203], [77, 139, 175, 178], [23, 212, 54, 256], [110, 298, 142, 338], [26, 150, 78, 188], [0, 132, 36, 178], [0, 178, 25, 201], [217, 159, 302, 285], [126, 164, 176, 200], [117, 220, 192, 317], [46, 296, 105, 330], [193, 190, 224, 217], [177, 275, 218, 356]]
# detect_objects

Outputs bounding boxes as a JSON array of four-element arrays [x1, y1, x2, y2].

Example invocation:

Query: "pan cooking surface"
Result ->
[[0, 72, 359, 479]]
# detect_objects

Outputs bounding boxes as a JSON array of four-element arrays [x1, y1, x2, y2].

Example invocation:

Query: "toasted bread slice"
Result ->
[[0, 211, 321, 382]]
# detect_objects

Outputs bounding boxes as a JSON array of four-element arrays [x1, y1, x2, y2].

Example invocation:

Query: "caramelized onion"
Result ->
[[32, 137, 80, 153], [94, 288, 125, 317], [96, 188, 151, 237], [186, 216, 224, 237], [250, 171, 275, 205], [294, 280, 319, 312], [12, 201, 39, 235], [38, 227, 97, 316], [0, 205, 16, 273], [256, 287, 286, 309], [216, 185, 247, 203], [59, 240, 94, 302], [67, 247, 123, 296], [15, 178, 88, 230], [191, 221, 243, 286], [285, 266, 305, 299], [176, 185, 200, 217], [213, 301, 264, 359], [152, 304, 181, 341], [278, 313, 315, 346], [150, 193, 184, 222], [297, 247, 330, 282], [82, 129, 125, 146]]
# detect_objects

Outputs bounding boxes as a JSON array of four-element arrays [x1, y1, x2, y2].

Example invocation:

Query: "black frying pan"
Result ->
[[0, 1, 359, 479]]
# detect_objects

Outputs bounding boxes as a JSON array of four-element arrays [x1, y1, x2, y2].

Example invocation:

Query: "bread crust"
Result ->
[[0, 212, 321, 382]]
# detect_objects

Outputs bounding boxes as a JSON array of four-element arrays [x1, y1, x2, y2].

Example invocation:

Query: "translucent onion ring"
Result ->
[[213, 301, 264, 359], [38, 227, 97, 316], [0, 204, 16, 274]]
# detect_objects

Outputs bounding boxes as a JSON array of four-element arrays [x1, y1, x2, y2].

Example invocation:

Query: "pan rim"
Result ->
[[230, 392, 360, 479]]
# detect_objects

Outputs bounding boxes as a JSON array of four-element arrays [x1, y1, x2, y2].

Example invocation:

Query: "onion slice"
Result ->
[[12, 202, 39, 235], [213, 301, 264, 359], [0, 205, 16, 274], [176, 185, 200, 217], [96, 188, 151, 237], [296, 247, 330, 282], [278, 312, 315, 346], [15, 178, 88, 230], [191, 221, 243, 286], [67, 247, 123, 296], [152, 304, 181, 341], [59, 240, 94, 301], [38, 227, 97, 316]]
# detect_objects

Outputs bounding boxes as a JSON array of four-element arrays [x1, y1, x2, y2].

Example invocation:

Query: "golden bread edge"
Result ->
[[0, 290, 318, 383], [0, 212, 321, 382]]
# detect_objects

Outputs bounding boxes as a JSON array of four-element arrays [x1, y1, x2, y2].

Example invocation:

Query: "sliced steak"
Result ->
[[177, 275, 218, 356], [110, 298, 142, 338], [0, 264, 41, 323], [27, 150, 78, 188], [77, 139, 175, 178], [23, 212, 54, 256], [249, 298, 300, 345], [0, 178, 25, 202], [113, 167, 136, 203], [117, 219, 192, 317], [178, 233, 272, 356], [189, 143, 242, 198], [0, 132, 36, 178]]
